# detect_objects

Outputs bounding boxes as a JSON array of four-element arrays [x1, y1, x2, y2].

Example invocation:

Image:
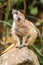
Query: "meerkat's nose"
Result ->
[[12, 9, 18, 14]]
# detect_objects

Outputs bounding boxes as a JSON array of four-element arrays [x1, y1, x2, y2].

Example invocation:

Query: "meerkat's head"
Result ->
[[12, 9, 25, 22]]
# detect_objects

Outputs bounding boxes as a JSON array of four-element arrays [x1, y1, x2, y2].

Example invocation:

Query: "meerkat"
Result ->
[[2, 9, 37, 55], [11, 9, 37, 48]]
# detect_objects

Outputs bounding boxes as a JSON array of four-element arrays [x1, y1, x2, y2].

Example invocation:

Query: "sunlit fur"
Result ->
[[11, 9, 37, 48]]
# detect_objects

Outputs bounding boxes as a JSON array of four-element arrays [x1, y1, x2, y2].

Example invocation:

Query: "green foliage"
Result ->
[[13, 0, 18, 4], [13, 0, 22, 7], [40, 0, 43, 4], [0, 0, 2, 5], [0, 2, 1, 5], [0, 20, 12, 27], [30, 7, 38, 15], [16, 0, 22, 7], [0, 0, 2, 2]]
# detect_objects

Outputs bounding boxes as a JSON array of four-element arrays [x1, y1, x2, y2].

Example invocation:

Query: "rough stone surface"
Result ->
[[0, 47, 40, 65]]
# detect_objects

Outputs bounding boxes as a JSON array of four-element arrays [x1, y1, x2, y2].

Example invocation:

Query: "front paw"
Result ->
[[15, 44, 26, 49], [15, 44, 22, 49], [21, 44, 26, 47]]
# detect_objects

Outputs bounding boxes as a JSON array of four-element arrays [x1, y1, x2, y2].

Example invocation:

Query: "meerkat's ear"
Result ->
[[21, 10, 24, 13]]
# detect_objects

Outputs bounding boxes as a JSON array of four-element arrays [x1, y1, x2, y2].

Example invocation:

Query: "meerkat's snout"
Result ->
[[12, 9, 19, 21], [12, 9, 18, 15], [12, 9, 25, 22]]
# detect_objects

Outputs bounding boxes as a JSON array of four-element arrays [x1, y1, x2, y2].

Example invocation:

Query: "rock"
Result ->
[[0, 47, 40, 65]]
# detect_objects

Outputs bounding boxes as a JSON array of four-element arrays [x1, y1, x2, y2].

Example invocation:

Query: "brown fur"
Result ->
[[11, 10, 37, 47]]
